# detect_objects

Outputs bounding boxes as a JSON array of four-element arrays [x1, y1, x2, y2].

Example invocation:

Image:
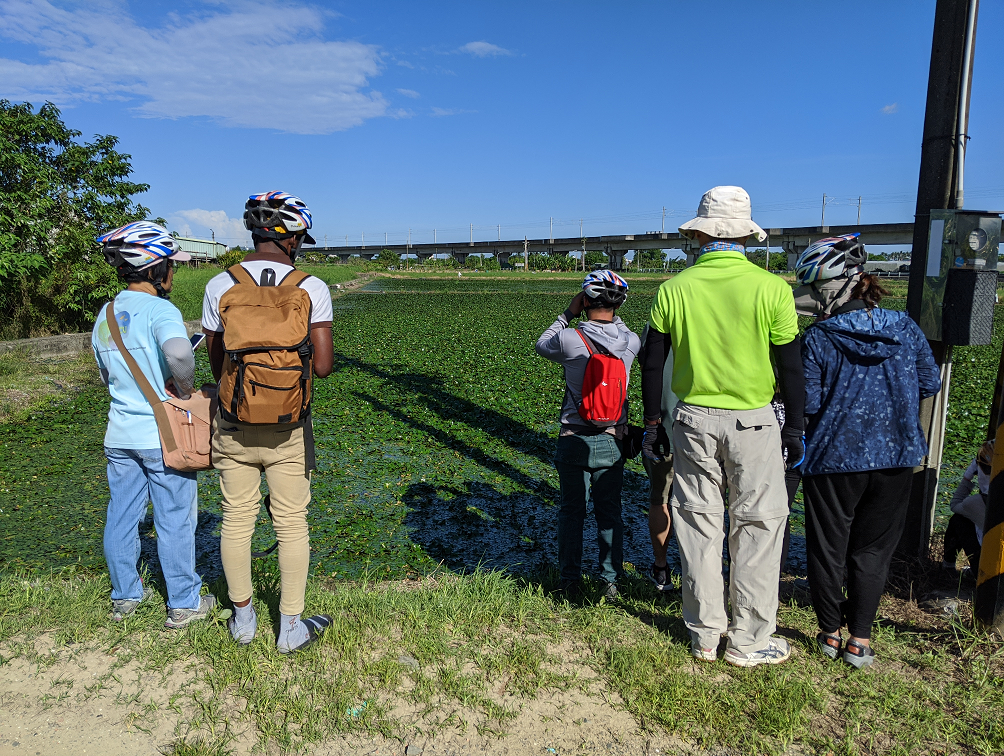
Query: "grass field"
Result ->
[[2, 269, 1003, 755]]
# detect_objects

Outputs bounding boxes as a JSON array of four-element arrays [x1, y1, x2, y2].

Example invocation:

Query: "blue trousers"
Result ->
[[554, 433, 625, 584], [104, 447, 201, 610]]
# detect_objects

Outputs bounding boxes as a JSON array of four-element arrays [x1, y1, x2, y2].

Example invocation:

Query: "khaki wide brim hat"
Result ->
[[679, 185, 767, 243]]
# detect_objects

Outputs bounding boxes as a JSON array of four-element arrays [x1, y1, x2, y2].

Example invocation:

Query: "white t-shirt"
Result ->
[[202, 260, 334, 333]]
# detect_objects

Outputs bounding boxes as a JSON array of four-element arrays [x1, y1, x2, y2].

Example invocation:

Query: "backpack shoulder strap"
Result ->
[[278, 269, 310, 288], [576, 328, 595, 355], [227, 263, 255, 286]]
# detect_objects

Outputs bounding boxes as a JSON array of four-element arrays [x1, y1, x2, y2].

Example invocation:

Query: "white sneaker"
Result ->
[[691, 642, 718, 662], [725, 636, 791, 668]]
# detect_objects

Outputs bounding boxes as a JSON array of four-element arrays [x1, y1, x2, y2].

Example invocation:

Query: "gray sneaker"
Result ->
[[165, 595, 216, 629], [110, 586, 155, 621], [725, 636, 792, 668]]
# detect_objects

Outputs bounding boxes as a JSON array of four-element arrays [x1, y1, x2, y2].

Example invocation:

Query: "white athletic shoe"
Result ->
[[725, 637, 791, 668], [691, 642, 718, 662]]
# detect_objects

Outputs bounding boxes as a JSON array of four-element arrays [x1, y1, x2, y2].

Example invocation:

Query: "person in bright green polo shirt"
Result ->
[[640, 186, 805, 668]]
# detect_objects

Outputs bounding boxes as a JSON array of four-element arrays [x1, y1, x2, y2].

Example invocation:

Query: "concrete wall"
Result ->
[[0, 321, 203, 359]]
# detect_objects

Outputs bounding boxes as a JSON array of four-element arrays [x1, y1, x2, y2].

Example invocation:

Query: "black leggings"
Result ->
[[803, 468, 913, 639], [779, 467, 802, 572], [944, 513, 981, 568]]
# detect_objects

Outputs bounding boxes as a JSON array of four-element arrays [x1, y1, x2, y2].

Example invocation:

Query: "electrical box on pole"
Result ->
[[918, 209, 1000, 345]]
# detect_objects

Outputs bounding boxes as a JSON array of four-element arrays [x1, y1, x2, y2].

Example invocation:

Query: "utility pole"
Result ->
[[902, 0, 980, 567], [857, 197, 862, 226], [662, 206, 666, 234], [550, 217, 553, 244], [524, 236, 528, 271], [362, 232, 365, 248], [498, 224, 501, 241], [385, 232, 388, 245], [764, 233, 770, 271], [470, 223, 473, 244], [210, 228, 215, 242], [821, 193, 828, 227]]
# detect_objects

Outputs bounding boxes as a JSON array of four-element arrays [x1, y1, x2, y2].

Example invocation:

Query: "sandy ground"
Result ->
[[0, 641, 696, 756]]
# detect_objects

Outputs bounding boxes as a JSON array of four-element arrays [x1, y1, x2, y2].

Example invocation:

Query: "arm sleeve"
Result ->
[[642, 327, 670, 422], [911, 322, 942, 399], [802, 332, 822, 418], [92, 346, 109, 386], [772, 336, 805, 435], [535, 311, 572, 363], [950, 464, 977, 513], [306, 277, 334, 324], [162, 338, 195, 399]]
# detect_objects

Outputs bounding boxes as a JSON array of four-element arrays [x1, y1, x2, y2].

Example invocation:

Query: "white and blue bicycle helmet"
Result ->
[[795, 233, 866, 285], [243, 191, 316, 245], [97, 221, 191, 270], [582, 270, 629, 307]]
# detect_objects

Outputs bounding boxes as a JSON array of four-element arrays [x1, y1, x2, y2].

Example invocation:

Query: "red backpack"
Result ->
[[575, 329, 627, 426]]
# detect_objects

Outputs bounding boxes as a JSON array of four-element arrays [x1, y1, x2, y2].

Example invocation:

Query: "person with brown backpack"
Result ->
[[202, 191, 334, 653]]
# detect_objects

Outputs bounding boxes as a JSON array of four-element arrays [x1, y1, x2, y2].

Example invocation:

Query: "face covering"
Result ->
[[792, 273, 862, 318]]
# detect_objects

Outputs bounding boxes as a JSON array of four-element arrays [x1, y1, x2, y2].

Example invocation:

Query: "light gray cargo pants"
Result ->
[[671, 402, 788, 654]]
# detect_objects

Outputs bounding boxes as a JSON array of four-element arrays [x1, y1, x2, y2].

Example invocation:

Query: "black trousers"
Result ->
[[944, 513, 981, 568], [803, 468, 913, 639], [779, 467, 802, 572]]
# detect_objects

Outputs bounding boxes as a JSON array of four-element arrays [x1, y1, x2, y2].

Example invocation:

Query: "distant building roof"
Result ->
[[175, 236, 228, 261]]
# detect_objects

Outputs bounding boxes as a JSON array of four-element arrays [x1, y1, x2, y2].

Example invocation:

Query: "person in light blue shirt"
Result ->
[[92, 222, 214, 628]]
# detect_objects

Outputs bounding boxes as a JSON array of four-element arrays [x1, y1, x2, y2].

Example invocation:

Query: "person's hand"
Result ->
[[781, 428, 805, 470], [567, 292, 586, 318], [642, 422, 671, 462], [165, 378, 181, 398]]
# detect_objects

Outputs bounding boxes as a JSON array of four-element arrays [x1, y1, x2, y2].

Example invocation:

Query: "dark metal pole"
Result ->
[[899, 0, 978, 559]]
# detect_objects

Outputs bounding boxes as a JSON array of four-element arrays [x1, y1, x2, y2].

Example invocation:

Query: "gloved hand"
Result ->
[[781, 428, 805, 471], [642, 423, 671, 462]]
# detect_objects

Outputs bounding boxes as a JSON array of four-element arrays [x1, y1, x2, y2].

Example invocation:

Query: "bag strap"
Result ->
[[279, 269, 310, 288], [227, 263, 256, 286], [576, 329, 595, 356], [106, 299, 178, 453]]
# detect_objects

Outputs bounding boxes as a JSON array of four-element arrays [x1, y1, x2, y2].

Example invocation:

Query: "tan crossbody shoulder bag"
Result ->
[[106, 299, 217, 472]]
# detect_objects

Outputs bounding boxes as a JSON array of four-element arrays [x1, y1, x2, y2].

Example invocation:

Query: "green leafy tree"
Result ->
[[216, 247, 247, 269], [584, 250, 608, 268], [0, 100, 152, 338], [376, 248, 400, 267], [634, 248, 666, 268], [746, 249, 788, 269]]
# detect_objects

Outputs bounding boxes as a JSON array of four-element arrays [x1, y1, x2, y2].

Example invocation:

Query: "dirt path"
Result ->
[[0, 640, 694, 756]]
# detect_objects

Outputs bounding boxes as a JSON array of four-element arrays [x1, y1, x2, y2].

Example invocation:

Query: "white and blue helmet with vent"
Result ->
[[582, 270, 629, 307], [97, 221, 191, 270], [795, 233, 866, 285]]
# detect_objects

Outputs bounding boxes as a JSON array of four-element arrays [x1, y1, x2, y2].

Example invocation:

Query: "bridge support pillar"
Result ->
[[452, 251, 469, 266], [336, 253, 352, 263], [359, 252, 376, 261], [496, 250, 511, 268], [607, 245, 625, 271], [416, 252, 433, 264]]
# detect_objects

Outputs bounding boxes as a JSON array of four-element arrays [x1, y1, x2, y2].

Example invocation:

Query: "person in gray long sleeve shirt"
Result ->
[[536, 271, 640, 599]]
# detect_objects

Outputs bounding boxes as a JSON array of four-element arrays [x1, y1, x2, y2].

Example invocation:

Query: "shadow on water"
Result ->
[[401, 476, 674, 580]]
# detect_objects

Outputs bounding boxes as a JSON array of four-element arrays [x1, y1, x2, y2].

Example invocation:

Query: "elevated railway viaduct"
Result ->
[[313, 222, 913, 270]]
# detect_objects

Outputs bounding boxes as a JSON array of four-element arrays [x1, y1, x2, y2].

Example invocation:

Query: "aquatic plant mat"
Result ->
[[2, 272, 1003, 755]]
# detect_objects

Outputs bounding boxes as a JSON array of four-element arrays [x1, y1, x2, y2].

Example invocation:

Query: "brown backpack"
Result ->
[[218, 264, 314, 425]]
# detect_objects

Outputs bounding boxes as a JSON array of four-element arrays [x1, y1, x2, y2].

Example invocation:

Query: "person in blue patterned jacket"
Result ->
[[794, 235, 940, 670]]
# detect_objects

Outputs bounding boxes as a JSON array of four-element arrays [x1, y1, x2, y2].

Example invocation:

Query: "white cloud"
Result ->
[[431, 107, 475, 117], [881, 103, 899, 115], [0, 0, 388, 134], [169, 209, 249, 247], [458, 41, 512, 58], [396, 88, 421, 99]]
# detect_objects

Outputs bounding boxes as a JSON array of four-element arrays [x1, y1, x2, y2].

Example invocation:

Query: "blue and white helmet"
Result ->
[[795, 233, 866, 285], [97, 221, 191, 270], [582, 270, 629, 307], [243, 191, 316, 244]]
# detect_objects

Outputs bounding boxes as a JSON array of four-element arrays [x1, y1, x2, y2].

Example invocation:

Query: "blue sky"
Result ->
[[2, 0, 1002, 249]]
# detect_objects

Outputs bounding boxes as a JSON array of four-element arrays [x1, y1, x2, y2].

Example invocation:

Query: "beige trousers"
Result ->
[[213, 419, 311, 616], [670, 402, 788, 654]]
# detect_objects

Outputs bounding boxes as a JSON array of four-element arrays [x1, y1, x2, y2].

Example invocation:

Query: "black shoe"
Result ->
[[557, 579, 583, 601], [602, 581, 619, 601], [649, 562, 670, 591]]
